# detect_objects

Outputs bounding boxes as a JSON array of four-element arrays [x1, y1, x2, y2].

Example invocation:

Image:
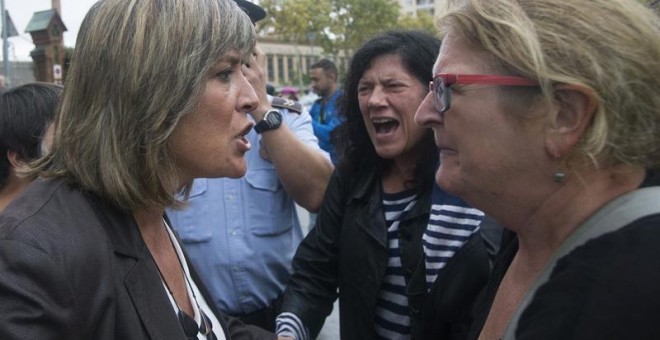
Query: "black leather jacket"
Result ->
[[280, 163, 490, 339]]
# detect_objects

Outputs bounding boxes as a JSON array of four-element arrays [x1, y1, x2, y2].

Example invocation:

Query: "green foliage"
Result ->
[[259, 0, 332, 43], [259, 0, 658, 50], [395, 11, 437, 36], [259, 0, 400, 58]]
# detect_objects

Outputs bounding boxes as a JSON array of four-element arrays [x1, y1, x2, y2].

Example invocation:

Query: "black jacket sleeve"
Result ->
[[279, 169, 347, 338]]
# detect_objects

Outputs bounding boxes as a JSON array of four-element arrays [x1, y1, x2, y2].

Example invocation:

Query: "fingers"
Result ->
[[244, 46, 265, 70], [259, 139, 271, 161], [252, 45, 266, 69], [243, 45, 270, 116], [243, 47, 266, 86]]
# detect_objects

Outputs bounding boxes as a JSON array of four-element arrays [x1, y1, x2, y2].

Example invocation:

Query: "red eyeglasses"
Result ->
[[429, 73, 538, 113]]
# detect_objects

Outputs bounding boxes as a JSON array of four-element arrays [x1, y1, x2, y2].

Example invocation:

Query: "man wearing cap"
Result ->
[[167, 0, 333, 332]]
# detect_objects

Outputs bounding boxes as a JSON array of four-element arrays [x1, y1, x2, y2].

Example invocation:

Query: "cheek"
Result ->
[[358, 95, 368, 113], [358, 98, 371, 128], [457, 122, 522, 181], [400, 96, 426, 138], [202, 97, 235, 131]]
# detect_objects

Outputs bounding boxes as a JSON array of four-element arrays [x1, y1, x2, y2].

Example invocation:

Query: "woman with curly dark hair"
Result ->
[[276, 30, 490, 340]]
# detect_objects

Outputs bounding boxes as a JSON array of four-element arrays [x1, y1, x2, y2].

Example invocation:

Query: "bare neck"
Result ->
[[515, 166, 645, 271], [322, 85, 338, 102], [478, 166, 645, 340], [382, 158, 418, 194], [133, 208, 167, 244], [133, 207, 195, 316], [0, 175, 33, 212]]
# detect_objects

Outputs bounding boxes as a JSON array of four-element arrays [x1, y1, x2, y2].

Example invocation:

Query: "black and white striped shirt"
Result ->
[[276, 185, 483, 340], [374, 189, 418, 339]]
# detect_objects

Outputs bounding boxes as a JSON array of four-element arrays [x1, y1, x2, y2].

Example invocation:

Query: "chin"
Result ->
[[225, 166, 247, 179], [214, 160, 247, 179], [374, 147, 401, 160], [436, 168, 463, 197]]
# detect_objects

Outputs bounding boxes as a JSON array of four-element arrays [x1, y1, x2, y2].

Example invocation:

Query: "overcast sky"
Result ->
[[2, 0, 97, 61]]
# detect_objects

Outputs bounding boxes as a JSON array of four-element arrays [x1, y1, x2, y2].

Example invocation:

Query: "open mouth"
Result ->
[[372, 118, 399, 135], [236, 123, 253, 150]]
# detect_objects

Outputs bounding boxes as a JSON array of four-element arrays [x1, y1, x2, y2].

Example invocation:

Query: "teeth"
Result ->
[[372, 118, 396, 124]]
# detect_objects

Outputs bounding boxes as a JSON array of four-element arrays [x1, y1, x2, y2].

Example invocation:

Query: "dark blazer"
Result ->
[[280, 162, 490, 339], [0, 178, 274, 340]]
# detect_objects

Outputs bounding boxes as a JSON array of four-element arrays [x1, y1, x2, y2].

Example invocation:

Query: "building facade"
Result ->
[[258, 37, 349, 89], [398, 0, 446, 17]]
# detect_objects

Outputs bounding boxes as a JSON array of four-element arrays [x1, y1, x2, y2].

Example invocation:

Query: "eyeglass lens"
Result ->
[[430, 76, 450, 113]]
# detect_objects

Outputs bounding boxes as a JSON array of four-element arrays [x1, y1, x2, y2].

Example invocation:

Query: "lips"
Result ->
[[436, 143, 453, 151], [372, 117, 400, 135], [236, 123, 253, 151]]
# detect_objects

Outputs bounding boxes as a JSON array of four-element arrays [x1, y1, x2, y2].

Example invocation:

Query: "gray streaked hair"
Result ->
[[30, 0, 256, 210]]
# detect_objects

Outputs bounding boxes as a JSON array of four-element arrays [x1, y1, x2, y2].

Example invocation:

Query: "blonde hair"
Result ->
[[440, 0, 660, 170], [31, 0, 256, 210]]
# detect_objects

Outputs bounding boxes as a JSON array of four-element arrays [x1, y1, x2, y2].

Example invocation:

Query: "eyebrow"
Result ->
[[209, 54, 241, 74], [225, 54, 242, 66]]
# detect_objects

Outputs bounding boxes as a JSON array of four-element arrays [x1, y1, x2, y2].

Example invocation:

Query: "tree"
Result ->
[[259, 0, 400, 59], [330, 0, 401, 58], [395, 11, 437, 36], [259, 0, 332, 46]]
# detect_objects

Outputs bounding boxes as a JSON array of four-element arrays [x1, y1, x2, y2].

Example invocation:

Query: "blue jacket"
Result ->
[[309, 89, 343, 164]]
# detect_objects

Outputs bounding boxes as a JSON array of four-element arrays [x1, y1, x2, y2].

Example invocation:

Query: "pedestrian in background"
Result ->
[[309, 58, 343, 164], [0, 82, 61, 211]]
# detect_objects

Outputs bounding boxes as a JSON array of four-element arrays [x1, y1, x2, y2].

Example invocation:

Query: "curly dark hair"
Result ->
[[332, 30, 441, 188], [0, 82, 62, 190]]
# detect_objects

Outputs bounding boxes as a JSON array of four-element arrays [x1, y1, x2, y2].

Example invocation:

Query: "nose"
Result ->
[[414, 91, 443, 126], [238, 72, 258, 113], [367, 86, 386, 109]]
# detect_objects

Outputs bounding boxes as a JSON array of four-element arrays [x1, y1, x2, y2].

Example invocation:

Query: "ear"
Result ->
[[7, 150, 26, 170], [545, 84, 597, 159]]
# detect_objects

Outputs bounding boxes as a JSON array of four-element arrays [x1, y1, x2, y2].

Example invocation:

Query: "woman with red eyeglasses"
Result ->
[[415, 0, 660, 339]]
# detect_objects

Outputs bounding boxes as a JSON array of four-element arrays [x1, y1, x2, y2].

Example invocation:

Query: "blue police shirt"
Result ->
[[167, 107, 329, 315]]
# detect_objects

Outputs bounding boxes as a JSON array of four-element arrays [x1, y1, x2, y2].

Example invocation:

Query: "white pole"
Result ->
[[1, 0, 9, 85]]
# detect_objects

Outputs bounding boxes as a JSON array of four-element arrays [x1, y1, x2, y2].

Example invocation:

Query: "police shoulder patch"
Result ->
[[271, 97, 302, 114]]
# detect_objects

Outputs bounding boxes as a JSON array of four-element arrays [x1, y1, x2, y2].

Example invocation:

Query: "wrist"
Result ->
[[252, 104, 272, 121], [254, 109, 283, 134]]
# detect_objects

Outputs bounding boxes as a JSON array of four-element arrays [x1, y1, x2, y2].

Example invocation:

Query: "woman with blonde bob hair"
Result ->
[[415, 0, 660, 339], [0, 0, 278, 339]]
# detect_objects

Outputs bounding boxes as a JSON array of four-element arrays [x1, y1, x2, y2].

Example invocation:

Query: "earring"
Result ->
[[553, 171, 566, 183]]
